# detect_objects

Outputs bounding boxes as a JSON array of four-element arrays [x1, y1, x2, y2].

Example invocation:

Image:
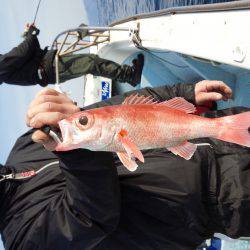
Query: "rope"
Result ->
[[136, 45, 188, 68], [140, 46, 189, 68], [132, 32, 188, 68]]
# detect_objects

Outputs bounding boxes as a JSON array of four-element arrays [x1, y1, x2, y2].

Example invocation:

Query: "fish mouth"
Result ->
[[57, 118, 89, 151], [57, 119, 74, 149]]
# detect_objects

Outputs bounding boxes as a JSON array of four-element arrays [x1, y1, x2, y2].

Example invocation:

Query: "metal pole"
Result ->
[[54, 54, 62, 93], [77, 26, 138, 31], [55, 55, 60, 84], [52, 26, 138, 48], [57, 32, 69, 55], [33, 0, 42, 24]]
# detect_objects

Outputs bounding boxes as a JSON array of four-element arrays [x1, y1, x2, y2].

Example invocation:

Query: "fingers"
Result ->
[[33, 88, 69, 104], [27, 88, 80, 150], [29, 112, 67, 128], [32, 130, 50, 143], [196, 92, 223, 105], [35, 88, 61, 98], [27, 102, 79, 124], [26, 88, 80, 127], [205, 80, 233, 100], [31, 88, 61, 109], [30, 94, 73, 108], [195, 80, 233, 105], [32, 130, 58, 151]]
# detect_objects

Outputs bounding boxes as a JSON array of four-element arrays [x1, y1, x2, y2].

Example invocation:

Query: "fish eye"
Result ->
[[79, 116, 88, 126], [75, 113, 94, 131]]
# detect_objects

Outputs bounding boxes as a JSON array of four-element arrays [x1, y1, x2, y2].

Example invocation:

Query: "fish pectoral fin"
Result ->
[[167, 141, 197, 160], [55, 142, 76, 151], [117, 152, 138, 171], [157, 97, 196, 114], [117, 129, 144, 163]]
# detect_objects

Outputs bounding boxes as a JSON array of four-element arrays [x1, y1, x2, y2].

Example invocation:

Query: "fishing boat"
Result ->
[[52, 0, 250, 110], [50, 1, 250, 249]]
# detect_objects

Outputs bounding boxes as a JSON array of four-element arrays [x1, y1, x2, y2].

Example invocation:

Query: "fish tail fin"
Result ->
[[216, 111, 250, 147]]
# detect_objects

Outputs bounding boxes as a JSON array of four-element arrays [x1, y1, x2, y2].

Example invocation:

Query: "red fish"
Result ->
[[56, 95, 250, 171]]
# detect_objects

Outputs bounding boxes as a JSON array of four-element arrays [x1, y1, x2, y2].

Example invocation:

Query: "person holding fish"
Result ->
[[0, 24, 144, 87], [1, 80, 250, 250]]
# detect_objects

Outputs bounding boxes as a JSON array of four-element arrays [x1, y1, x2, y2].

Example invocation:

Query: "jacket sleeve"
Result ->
[[0, 35, 41, 82], [84, 83, 196, 110], [54, 149, 120, 246]]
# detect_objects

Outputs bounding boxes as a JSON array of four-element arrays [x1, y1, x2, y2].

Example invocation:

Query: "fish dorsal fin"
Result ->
[[157, 97, 196, 113], [122, 94, 156, 105]]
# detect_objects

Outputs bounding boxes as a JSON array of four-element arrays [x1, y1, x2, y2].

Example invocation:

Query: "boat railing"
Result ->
[[52, 26, 138, 85]]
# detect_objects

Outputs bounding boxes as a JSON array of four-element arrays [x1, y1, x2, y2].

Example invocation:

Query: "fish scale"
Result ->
[[57, 95, 250, 171], [109, 105, 205, 149]]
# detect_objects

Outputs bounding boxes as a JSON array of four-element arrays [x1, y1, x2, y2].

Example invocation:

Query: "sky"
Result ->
[[0, 0, 90, 248], [0, 0, 89, 162]]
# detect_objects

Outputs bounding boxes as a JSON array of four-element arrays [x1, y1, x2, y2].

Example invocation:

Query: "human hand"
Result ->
[[22, 23, 40, 38], [26, 88, 80, 150], [195, 80, 232, 105]]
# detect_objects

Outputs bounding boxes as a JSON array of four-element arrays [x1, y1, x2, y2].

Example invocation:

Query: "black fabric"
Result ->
[[57, 53, 135, 84], [0, 34, 141, 87], [0, 35, 48, 86], [41, 49, 57, 84], [84, 83, 196, 110], [0, 84, 250, 250], [200, 107, 250, 238]]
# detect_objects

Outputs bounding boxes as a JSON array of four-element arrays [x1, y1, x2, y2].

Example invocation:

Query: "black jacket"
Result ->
[[0, 34, 56, 86], [0, 84, 250, 250]]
